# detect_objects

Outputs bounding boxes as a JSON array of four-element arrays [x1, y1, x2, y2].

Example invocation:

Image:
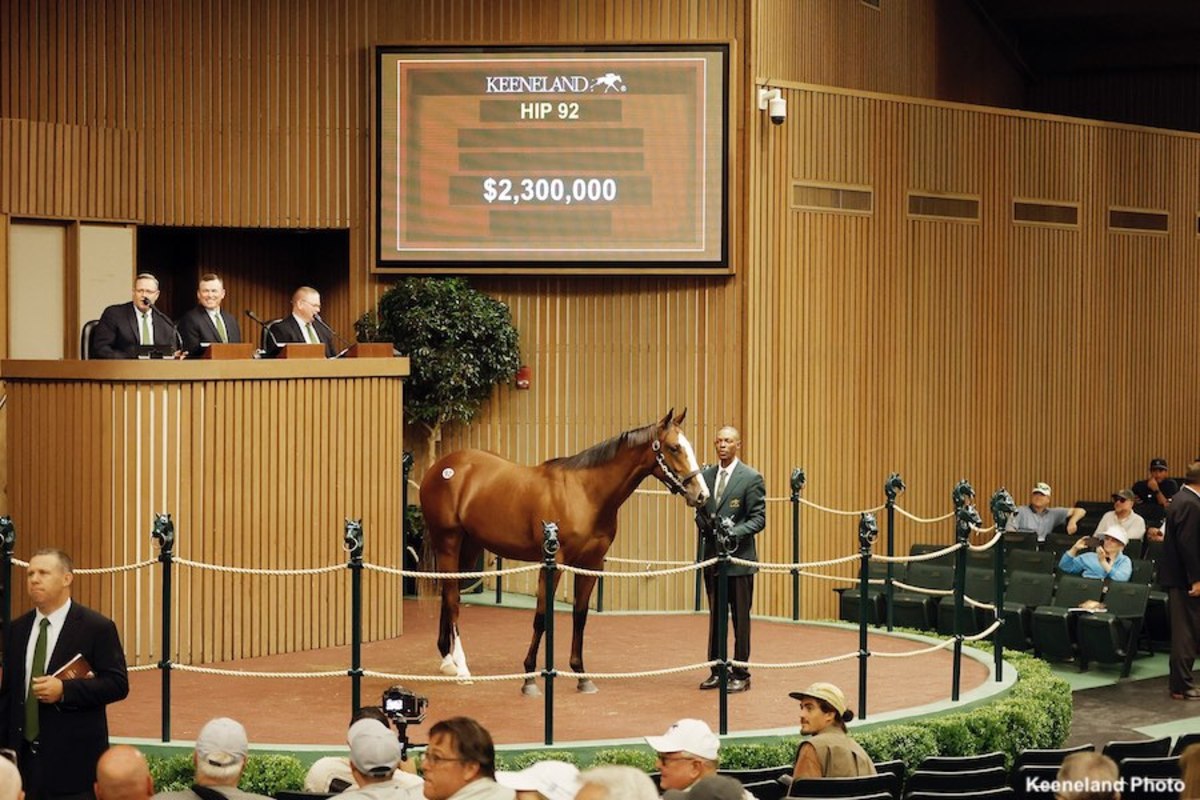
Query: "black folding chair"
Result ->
[[906, 789, 1015, 800], [1118, 755, 1180, 800], [917, 751, 1005, 772], [1011, 764, 1060, 800], [1172, 731, 1200, 756], [787, 773, 900, 799], [903, 766, 1008, 796], [1101, 737, 1171, 761]]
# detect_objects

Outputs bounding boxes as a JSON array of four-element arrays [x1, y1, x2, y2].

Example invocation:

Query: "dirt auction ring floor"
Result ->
[[111, 599, 998, 749]]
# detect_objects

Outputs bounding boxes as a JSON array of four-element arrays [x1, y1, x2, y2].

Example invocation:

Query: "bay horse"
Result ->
[[419, 409, 709, 694]]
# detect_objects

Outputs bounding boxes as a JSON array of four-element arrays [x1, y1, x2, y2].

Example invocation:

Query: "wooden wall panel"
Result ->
[[746, 85, 1200, 620]]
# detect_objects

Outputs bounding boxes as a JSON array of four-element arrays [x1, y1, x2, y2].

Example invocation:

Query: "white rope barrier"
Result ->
[[968, 528, 1003, 550], [173, 664, 349, 679], [800, 498, 887, 516], [894, 507, 955, 523], [10, 557, 157, 574], [363, 562, 542, 580], [175, 558, 345, 576], [871, 542, 963, 563], [560, 559, 717, 578], [364, 669, 540, 683], [873, 637, 957, 657], [570, 661, 720, 680], [964, 595, 997, 611], [604, 556, 695, 567], [128, 664, 159, 672], [891, 580, 954, 597], [734, 651, 860, 669]]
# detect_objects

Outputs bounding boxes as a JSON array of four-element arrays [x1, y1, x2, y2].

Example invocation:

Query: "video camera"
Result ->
[[381, 685, 428, 725]]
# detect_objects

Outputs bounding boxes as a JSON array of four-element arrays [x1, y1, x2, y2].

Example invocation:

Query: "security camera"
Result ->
[[758, 87, 786, 126], [768, 96, 786, 125]]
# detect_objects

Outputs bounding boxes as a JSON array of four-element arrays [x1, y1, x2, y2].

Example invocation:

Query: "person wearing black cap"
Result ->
[[1132, 458, 1179, 541], [1161, 461, 1200, 701], [1094, 489, 1146, 544], [788, 683, 875, 780]]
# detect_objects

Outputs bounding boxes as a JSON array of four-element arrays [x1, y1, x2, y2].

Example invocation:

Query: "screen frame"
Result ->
[[372, 42, 733, 276]]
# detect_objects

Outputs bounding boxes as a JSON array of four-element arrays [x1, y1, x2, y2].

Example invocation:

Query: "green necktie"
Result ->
[[305, 322, 318, 344], [25, 618, 49, 742], [715, 470, 728, 504], [213, 313, 228, 343], [140, 312, 152, 345]]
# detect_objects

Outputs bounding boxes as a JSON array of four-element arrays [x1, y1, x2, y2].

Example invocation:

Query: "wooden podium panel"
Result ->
[[199, 343, 257, 359], [0, 358, 410, 666], [345, 343, 395, 358], [277, 343, 326, 359]]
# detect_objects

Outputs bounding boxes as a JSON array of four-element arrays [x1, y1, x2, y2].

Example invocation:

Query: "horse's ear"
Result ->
[[674, 407, 687, 425], [659, 408, 675, 429]]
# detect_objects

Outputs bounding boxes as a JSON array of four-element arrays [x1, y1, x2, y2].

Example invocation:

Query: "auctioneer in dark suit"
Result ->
[[1160, 480, 1200, 698], [90, 301, 177, 359], [176, 305, 243, 357], [265, 314, 336, 358], [697, 458, 766, 684], [0, 602, 130, 797]]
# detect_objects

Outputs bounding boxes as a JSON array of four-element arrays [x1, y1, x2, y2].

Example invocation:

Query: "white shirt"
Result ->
[[25, 598, 72, 695], [715, 458, 740, 494], [292, 313, 318, 342]]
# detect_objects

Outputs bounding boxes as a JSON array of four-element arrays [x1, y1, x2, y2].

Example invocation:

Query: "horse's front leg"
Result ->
[[521, 568, 562, 696], [571, 572, 599, 694]]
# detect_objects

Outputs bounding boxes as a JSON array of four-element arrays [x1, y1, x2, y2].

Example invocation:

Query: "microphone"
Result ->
[[144, 297, 183, 352], [245, 310, 282, 353], [313, 313, 354, 356]]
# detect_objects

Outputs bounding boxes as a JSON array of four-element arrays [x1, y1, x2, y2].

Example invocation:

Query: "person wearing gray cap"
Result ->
[[151, 718, 271, 800], [1004, 482, 1085, 543], [336, 719, 416, 800]]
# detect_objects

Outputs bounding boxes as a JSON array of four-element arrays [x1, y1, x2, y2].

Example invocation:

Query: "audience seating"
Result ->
[[1127, 558, 1155, 585], [873, 759, 906, 782], [744, 778, 790, 800], [1005, 549, 1057, 575], [836, 561, 905, 626], [1171, 731, 1200, 756], [903, 766, 1008, 796], [997, 571, 1056, 651], [1101, 736, 1171, 761], [786, 773, 900, 799], [936, 567, 997, 636], [1029, 575, 1104, 664], [1002, 530, 1039, 551], [909, 543, 956, 566], [917, 751, 1005, 772], [1041, 532, 1079, 558], [1010, 764, 1060, 800], [1117, 755, 1180, 800], [906, 789, 1015, 800], [1076, 581, 1150, 676], [1140, 538, 1165, 563], [891, 562, 954, 630], [1010, 744, 1094, 772]]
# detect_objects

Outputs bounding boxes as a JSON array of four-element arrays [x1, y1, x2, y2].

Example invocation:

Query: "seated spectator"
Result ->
[[789, 682, 876, 779], [339, 719, 416, 800], [494, 761, 580, 800], [662, 775, 747, 800], [304, 709, 422, 793], [1057, 529, 1132, 582], [1094, 489, 1147, 544], [574, 766, 658, 800], [1005, 483, 1085, 542], [1132, 458, 1178, 541], [0, 755, 21, 800], [1053, 751, 1120, 800], [151, 717, 272, 800], [644, 719, 754, 799], [95, 745, 154, 800], [417, 717, 513, 800]]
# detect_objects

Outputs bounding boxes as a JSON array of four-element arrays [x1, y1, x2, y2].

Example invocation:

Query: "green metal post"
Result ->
[[950, 480, 978, 703], [883, 474, 906, 631], [541, 522, 559, 745], [151, 513, 175, 742], [989, 488, 1016, 683], [346, 519, 364, 713], [694, 528, 704, 612], [857, 512, 877, 720], [790, 468, 805, 621], [717, 540, 730, 735]]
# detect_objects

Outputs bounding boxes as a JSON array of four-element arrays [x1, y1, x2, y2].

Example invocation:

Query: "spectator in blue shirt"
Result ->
[[1058, 528, 1133, 582]]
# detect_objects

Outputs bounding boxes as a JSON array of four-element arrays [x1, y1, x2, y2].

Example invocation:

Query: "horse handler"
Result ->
[[696, 426, 766, 693]]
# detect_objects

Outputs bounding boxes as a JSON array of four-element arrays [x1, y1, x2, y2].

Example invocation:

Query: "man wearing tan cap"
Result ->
[[789, 683, 875, 780], [1004, 482, 1085, 542], [151, 717, 271, 800]]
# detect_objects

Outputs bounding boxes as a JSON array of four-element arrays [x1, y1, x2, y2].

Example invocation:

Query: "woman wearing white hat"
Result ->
[[788, 683, 876, 780]]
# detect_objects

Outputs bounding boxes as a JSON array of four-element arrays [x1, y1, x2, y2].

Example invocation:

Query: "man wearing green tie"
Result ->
[[265, 286, 337, 358], [90, 273, 178, 359], [0, 549, 129, 800], [177, 273, 243, 357]]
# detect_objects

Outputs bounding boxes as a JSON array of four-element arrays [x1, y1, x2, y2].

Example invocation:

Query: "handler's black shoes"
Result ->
[[727, 677, 751, 693], [1171, 688, 1200, 700], [698, 675, 720, 690]]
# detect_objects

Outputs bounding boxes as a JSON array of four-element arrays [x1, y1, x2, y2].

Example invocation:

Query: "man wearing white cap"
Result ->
[[1058, 529, 1132, 582], [788, 683, 875, 780], [151, 717, 271, 800], [494, 761, 580, 800], [1005, 482, 1085, 542], [644, 719, 755, 799]]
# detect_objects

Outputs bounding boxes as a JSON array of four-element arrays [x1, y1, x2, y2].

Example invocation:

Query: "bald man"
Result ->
[[0, 757, 22, 800], [94, 746, 153, 800]]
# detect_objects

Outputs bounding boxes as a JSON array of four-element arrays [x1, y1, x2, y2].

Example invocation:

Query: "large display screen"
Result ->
[[375, 45, 729, 273]]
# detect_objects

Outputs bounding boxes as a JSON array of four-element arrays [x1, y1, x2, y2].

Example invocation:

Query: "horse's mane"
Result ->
[[544, 424, 657, 470]]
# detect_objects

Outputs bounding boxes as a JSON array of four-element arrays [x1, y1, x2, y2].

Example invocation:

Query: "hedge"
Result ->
[[146, 754, 308, 795]]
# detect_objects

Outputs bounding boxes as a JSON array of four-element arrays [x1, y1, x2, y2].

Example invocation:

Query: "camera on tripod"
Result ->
[[381, 685, 428, 725]]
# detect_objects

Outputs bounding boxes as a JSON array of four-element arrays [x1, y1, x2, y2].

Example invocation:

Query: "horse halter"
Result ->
[[652, 439, 702, 496]]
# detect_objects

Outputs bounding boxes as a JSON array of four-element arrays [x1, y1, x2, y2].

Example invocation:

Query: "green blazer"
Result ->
[[697, 460, 767, 576]]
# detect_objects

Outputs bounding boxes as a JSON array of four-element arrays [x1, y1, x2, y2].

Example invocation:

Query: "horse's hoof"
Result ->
[[439, 655, 458, 676], [577, 679, 599, 694], [521, 680, 542, 697]]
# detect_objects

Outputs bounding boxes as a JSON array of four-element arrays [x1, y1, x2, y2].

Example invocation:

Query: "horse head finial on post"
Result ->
[[952, 479, 975, 511], [955, 500, 983, 544], [151, 513, 175, 555], [989, 488, 1017, 532], [0, 516, 15, 555], [858, 512, 879, 553], [884, 473, 906, 503], [790, 468, 806, 500], [344, 518, 364, 561], [541, 521, 560, 558]]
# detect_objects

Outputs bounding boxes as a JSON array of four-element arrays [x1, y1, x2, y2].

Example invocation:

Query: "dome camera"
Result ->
[[757, 86, 786, 126]]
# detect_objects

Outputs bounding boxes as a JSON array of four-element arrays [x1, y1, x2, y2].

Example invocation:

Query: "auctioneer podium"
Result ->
[[0, 357, 409, 666]]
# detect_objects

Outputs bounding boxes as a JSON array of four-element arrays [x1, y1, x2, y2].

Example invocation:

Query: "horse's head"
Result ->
[[650, 408, 710, 508]]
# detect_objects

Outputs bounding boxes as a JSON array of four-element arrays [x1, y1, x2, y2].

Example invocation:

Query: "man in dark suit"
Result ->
[[176, 273, 242, 357], [264, 286, 336, 358], [90, 273, 179, 359], [0, 549, 129, 800], [1161, 461, 1200, 701], [696, 426, 766, 693]]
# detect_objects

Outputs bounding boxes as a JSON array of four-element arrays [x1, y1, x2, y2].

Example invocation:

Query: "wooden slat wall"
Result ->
[[4, 360, 407, 665], [745, 84, 1200, 620]]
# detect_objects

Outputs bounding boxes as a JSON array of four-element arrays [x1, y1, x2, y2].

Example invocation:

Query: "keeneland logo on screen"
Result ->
[[484, 73, 627, 94]]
